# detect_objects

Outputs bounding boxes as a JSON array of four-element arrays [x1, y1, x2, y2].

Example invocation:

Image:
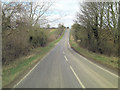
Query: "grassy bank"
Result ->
[[2, 29, 65, 88], [69, 29, 119, 69]]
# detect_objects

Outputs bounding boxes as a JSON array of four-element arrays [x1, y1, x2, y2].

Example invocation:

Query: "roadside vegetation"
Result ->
[[70, 29, 118, 69], [3, 29, 65, 88], [2, 2, 65, 87], [71, 2, 119, 69]]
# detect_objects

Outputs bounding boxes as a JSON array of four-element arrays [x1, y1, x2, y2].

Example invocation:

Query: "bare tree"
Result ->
[[2, 2, 28, 30], [118, 1, 120, 48], [2, 1, 54, 30], [28, 1, 53, 26], [75, 2, 119, 55]]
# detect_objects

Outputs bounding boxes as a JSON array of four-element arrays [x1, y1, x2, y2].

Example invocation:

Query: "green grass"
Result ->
[[69, 31, 118, 69], [2, 29, 65, 88]]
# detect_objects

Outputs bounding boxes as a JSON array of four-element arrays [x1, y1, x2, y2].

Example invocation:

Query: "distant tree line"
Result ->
[[72, 2, 119, 56]]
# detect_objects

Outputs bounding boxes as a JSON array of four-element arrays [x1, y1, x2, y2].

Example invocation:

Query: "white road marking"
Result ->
[[13, 62, 39, 88], [13, 31, 64, 88], [70, 66, 85, 88], [13, 47, 53, 88], [85, 59, 119, 78], [82, 56, 119, 78], [64, 56, 68, 62], [70, 48, 119, 78]]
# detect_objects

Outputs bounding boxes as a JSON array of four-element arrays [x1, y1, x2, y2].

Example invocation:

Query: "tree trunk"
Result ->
[[118, 1, 120, 58]]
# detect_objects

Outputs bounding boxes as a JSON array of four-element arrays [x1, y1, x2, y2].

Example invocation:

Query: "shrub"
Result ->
[[29, 29, 48, 47], [2, 30, 30, 65], [72, 24, 118, 57]]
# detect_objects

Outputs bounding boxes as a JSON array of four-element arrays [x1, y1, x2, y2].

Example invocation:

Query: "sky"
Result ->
[[1, 0, 81, 28], [2, 0, 119, 28], [47, 0, 81, 28], [2, 0, 118, 28]]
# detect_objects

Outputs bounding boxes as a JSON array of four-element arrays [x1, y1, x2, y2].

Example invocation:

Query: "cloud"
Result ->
[[2, 0, 80, 27], [47, 0, 80, 27]]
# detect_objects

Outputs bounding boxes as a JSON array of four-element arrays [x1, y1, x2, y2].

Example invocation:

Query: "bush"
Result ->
[[2, 30, 30, 65], [72, 24, 118, 57], [2, 28, 49, 65], [29, 29, 48, 47], [99, 40, 118, 56]]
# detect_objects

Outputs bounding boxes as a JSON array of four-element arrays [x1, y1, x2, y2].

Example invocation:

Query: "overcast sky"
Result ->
[[47, 0, 81, 28], [1, 0, 81, 28], [2, 0, 118, 28]]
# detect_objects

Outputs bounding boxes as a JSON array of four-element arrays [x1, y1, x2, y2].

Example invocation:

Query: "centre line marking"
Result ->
[[64, 56, 68, 61], [70, 66, 85, 88]]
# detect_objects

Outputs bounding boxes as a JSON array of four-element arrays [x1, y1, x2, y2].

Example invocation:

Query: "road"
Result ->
[[15, 29, 118, 88]]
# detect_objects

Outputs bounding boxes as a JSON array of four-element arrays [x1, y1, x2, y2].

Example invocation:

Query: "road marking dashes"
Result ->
[[64, 56, 68, 61], [70, 66, 85, 88]]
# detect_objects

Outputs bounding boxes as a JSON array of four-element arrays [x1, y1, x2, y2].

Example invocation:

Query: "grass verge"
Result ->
[[69, 30, 119, 70], [2, 29, 65, 88]]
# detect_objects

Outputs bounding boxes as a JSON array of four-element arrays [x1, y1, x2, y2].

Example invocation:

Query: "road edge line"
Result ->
[[12, 30, 66, 88], [13, 44, 56, 88], [68, 41, 119, 78]]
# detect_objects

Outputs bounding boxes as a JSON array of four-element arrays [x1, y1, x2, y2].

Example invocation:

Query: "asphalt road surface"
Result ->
[[15, 29, 118, 88]]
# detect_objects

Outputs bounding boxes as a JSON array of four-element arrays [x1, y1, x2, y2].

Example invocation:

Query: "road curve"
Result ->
[[15, 29, 118, 88]]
